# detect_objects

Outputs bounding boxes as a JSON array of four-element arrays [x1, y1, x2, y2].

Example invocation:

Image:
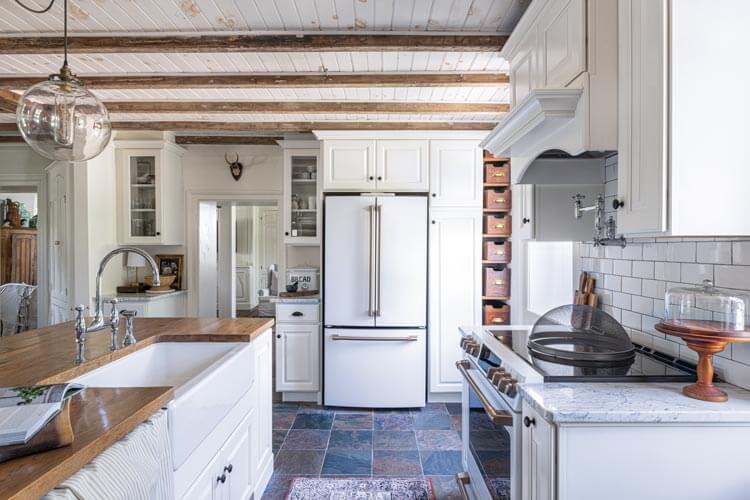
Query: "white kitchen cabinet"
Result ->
[[115, 141, 185, 245], [223, 412, 252, 500], [281, 143, 321, 244], [616, 0, 750, 236], [429, 140, 482, 207], [323, 139, 429, 192], [275, 323, 320, 392], [322, 140, 376, 191], [514, 184, 535, 239], [521, 401, 556, 500], [428, 209, 481, 394], [375, 140, 429, 192]]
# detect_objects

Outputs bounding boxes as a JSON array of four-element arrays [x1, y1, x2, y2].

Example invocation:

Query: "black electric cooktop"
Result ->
[[485, 328, 700, 383]]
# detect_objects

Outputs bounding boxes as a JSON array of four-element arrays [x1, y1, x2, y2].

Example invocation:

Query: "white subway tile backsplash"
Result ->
[[715, 265, 750, 290], [654, 262, 681, 282], [667, 241, 696, 263], [621, 310, 641, 329], [632, 261, 654, 279], [603, 274, 621, 291], [732, 343, 750, 365], [631, 295, 653, 315], [652, 299, 665, 318], [581, 258, 594, 272], [640, 315, 660, 335], [696, 242, 731, 264], [680, 263, 714, 285], [605, 246, 622, 259], [621, 277, 642, 295], [612, 291, 631, 310], [641, 279, 666, 299], [651, 337, 680, 358], [732, 241, 750, 265], [613, 260, 632, 276], [642, 243, 667, 261], [598, 259, 613, 274], [622, 245, 643, 260]]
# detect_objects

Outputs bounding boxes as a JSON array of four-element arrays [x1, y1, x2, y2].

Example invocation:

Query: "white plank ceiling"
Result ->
[[0, 0, 529, 129], [0, 0, 530, 34]]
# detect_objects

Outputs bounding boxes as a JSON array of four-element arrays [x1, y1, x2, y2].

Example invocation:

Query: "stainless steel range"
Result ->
[[457, 320, 699, 500]]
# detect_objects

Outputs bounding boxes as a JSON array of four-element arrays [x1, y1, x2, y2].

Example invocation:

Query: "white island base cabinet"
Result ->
[[180, 329, 273, 500], [521, 400, 750, 500]]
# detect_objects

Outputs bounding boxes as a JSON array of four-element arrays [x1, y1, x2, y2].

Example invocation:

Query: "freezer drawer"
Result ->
[[324, 328, 426, 408]]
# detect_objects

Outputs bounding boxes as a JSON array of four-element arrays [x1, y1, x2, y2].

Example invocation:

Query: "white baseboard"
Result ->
[[281, 391, 321, 403], [428, 392, 461, 403]]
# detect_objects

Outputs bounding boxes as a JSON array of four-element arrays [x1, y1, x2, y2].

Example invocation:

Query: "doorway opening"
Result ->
[[196, 199, 280, 319], [0, 186, 39, 334]]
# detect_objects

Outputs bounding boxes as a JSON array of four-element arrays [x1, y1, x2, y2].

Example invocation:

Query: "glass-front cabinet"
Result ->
[[281, 143, 321, 245], [115, 141, 185, 245]]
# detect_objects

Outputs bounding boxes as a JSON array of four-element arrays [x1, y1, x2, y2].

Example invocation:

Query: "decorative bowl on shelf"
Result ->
[[656, 280, 750, 402], [144, 274, 176, 294]]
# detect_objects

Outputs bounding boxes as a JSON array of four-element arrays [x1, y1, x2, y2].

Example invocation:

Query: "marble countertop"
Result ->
[[103, 289, 188, 302], [270, 294, 320, 304], [520, 382, 750, 424]]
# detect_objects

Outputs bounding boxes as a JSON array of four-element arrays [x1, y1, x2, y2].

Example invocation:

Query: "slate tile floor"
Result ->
[[262, 402, 464, 499]]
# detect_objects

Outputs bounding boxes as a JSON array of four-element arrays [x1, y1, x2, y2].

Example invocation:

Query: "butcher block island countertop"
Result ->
[[0, 317, 274, 500]]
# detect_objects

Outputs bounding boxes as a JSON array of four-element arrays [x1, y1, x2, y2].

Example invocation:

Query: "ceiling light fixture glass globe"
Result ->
[[16, 68, 111, 162]]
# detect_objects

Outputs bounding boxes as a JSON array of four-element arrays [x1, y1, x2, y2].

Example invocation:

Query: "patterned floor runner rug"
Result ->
[[287, 477, 435, 500]]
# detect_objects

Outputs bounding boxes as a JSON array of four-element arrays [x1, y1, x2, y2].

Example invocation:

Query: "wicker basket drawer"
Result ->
[[483, 241, 511, 263], [484, 215, 511, 236], [484, 189, 512, 211], [484, 304, 510, 325], [484, 267, 510, 298], [485, 164, 510, 185]]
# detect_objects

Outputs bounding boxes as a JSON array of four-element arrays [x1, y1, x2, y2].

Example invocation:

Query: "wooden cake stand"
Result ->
[[656, 320, 750, 402]]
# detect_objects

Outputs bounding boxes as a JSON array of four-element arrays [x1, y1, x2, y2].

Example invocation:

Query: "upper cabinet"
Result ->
[[537, 0, 586, 89], [616, 0, 750, 236], [280, 141, 321, 245], [115, 141, 185, 245], [429, 140, 482, 207], [322, 139, 428, 192]]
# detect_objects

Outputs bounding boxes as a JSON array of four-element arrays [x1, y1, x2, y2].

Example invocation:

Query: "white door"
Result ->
[[48, 163, 71, 325], [324, 328, 426, 408], [375, 196, 427, 327], [375, 140, 429, 192], [429, 140, 482, 207], [217, 203, 237, 318], [428, 208, 482, 394], [255, 207, 278, 293], [235, 266, 251, 310], [275, 323, 320, 392], [324, 196, 376, 327], [616, 0, 668, 234], [198, 201, 218, 318], [322, 140, 376, 191]]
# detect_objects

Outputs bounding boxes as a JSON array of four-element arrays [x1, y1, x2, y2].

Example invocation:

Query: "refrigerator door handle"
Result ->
[[368, 204, 375, 317], [375, 203, 382, 317], [331, 334, 418, 342]]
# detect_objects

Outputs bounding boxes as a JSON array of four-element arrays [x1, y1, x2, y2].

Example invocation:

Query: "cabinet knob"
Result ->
[[523, 416, 536, 428], [276, 334, 281, 339], [217, 473, 227, 484], [431, 220, 435, 225], [377, 176, 383, 181], [369, 176, 374, 181], [612, 199, 625, 209], [156, 231, 161, 236], [431, 193, 436, 198], [522, 218, 530, 224], [224, 464, 233, 474], [285, 231, 290, 236]]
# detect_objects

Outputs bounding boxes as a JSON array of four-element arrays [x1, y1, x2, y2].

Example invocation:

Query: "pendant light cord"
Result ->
[[13, 0, 56, 14]]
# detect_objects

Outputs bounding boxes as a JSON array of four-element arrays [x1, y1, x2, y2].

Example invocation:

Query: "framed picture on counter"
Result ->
[[156, 254, 183, 290]]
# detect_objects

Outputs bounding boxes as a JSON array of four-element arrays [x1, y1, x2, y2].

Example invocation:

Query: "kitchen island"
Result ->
[[0, 317, 274, 500]]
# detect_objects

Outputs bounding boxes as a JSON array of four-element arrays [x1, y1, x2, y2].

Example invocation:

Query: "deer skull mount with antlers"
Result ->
[[225, 153, 243, 181]]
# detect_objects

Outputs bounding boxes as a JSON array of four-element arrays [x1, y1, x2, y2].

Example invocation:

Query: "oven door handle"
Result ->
[[456, 360, 514, 426]]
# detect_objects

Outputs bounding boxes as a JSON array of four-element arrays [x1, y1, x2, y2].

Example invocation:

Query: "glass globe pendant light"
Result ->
[[15, 0, 111, 161]]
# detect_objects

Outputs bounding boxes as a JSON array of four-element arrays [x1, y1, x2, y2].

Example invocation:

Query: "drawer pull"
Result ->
[[493, 172, 506, 177], [494, 280, 505, 285], [455, 360, 513, 426], [494, 198, 505, 203], [492, 318, 505, 323], [456, 472, 471, 500], [291, 311, 304, 317], [524, 416, 536, 428], [495, 250, 504, 255], [495, 224, 505, 229]]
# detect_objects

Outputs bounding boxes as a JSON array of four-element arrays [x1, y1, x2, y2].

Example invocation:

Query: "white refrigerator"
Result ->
[[324, 194, 427, 408]]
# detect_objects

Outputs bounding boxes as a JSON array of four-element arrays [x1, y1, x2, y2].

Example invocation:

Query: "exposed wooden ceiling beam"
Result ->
[[0, 121, 494, 133], [105, 101, 509, 114], [0, 89, 19, 113], [115, 122, 495, 132], [0, 135, 23, 143], [175, 136, 283, 145], [0, 73, 508, 90], [0, 34, 507, 54]]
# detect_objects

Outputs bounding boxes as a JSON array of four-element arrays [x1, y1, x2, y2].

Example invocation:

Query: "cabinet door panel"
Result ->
[[376, 140, 429, 191], [429, 141, 482, 207], [510, 26, 538, 106], [522, 401, 556, 500], [616, 0, 668, 234], [224, 413, 251, 500], [539, 0, 586, 88], [275, 324, 320, 392], [323, 140, 375, 191], [253, 329, 273, 489], [428, 209, 481, 393]]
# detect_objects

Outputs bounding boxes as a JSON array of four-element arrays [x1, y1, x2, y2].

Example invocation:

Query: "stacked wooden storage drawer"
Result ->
[[482, 152, 511, 325]]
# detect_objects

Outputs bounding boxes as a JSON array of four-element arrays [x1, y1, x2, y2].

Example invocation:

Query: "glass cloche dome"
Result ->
[[663, 279, 750, 333]]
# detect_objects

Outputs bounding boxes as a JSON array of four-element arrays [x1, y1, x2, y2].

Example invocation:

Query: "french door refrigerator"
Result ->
[[324, 194, 427, 408]]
